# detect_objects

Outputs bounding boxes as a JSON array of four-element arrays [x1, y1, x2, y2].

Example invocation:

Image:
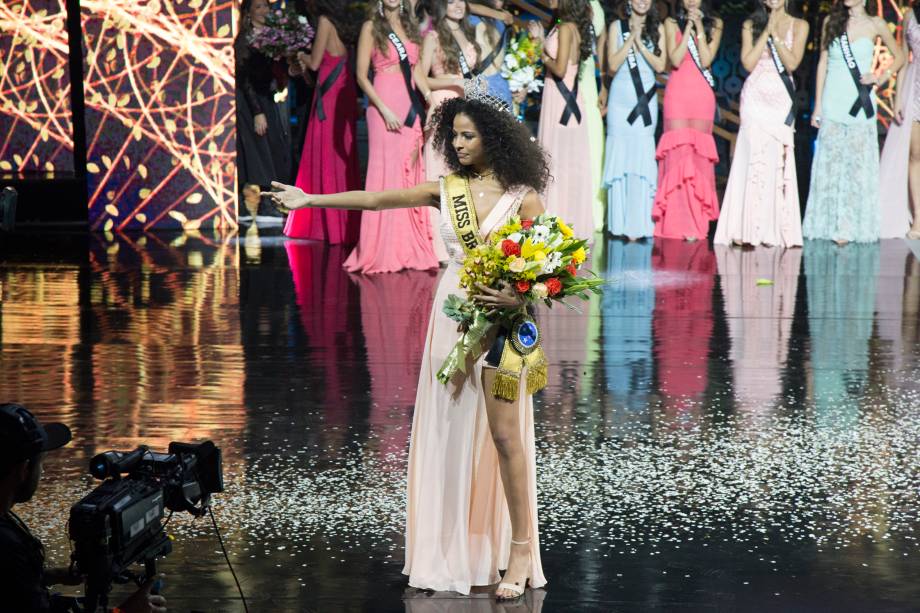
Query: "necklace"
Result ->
[[471, 170, 494, 198]]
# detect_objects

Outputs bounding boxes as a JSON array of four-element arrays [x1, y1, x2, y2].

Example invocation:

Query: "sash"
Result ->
[[839, 32, 874, 119], [554, 74, 581, 125], [456, 41, 474, 79], [686, 32, 716, 90], [443, 174, 482, 254], [314, 57, 346, 122], [766, 35, 796, 126], [439, 175, 548, 401], [388, 31, 426, 127], [476, 23, 511, 74], [620, 20, 656, 127]]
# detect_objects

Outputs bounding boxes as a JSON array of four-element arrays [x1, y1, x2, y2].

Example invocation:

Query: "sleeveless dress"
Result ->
[[469, 15, 513, 107], [538, 27, 594, 239], [343, 38, 439, 274], [582, 0, 607, 231], [803, 37, 879, 243], [285, 51, 361, 244], [878, 11, 920, 237], [403, 178, 547, 595], [653, 28, 720, 240], [423, 33, 479, 262], [603, 20, 659, 238], [715, 25, 802, 247]]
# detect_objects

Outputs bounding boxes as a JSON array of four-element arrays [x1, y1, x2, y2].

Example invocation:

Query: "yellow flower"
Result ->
[[572, 247, 586, 265], [557, 219, 574, 238], [520, 238, 537, 259], [532, 250, 546, 262]]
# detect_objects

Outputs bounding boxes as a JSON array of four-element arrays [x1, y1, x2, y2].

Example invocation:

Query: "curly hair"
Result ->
[[615, 0, 662, 55], [314, 0, 363, 46], [368, 1, 421, 54], [675, 0, 718, 39], [430, 0, 482, 74], [823, 0, 878, 49], [557, 0, 595, 65], [431, 98, 550, 193]]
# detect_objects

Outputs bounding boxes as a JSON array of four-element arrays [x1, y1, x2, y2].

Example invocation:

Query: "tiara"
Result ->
[[463, 76, 513, 116]]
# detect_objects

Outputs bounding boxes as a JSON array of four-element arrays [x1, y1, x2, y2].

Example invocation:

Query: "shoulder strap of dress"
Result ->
[[479, 186, 528, 238]]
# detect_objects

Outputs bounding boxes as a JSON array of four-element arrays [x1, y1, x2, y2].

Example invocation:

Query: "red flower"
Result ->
[[545, 277, 562, 296], [515, 280, 531, 293], [521, 219, 534, 229], [566, 263, 578, 276], [501, 239, 521, 257]]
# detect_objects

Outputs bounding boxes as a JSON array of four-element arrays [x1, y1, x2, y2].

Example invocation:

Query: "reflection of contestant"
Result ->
[[267, 94, 550, 599], [285, 2, 361, 243], [714, 0, 808, 248], [344, 0, 439, 273], [879, 7, 920, 239], [715, 245, 802, 411], [653, 0, 723, 241], [804, 1, 903, 244]]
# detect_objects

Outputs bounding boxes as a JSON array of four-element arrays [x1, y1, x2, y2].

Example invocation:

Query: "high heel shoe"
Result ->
[[496, 538, 531, 600]]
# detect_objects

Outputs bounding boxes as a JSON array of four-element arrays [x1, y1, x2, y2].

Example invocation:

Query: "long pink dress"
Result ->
[[404, 180, 547, 594], [538, 27, 594, 239], [878, 10, 920, 237], [653, 29, 720, 240], [423, 32, 478, 262], [715, 26, 801, 247], [285, 51, 361, 243], [343, 39, 439, 274]]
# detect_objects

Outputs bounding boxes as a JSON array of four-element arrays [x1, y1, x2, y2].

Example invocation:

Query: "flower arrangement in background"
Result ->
[[501, 29, 544, 98], [247, 7, 315, 60]]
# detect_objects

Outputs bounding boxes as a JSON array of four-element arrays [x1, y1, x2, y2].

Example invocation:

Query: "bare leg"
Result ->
[[908, 122, 920, 236], [482, 367, 532, 599]]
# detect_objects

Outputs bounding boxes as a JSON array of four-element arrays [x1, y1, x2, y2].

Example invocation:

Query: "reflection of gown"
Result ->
[[349, 269, 438, 462], [651, 239, 715, 406], [602, 240, 655, 409], [404, 182, 547, 594], [715, 245, 802, 411], [805, 241, 879, 429], [874, 240, 913, 374]]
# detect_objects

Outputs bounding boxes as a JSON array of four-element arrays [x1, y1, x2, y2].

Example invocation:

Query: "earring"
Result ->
[[400, 0, 405, 14], [626, 2, 632, 16], [378, 0, 384, 17]]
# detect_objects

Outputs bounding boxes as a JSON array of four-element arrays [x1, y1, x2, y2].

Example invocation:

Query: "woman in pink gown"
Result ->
[[416, 0, 481, 262], [343, 0, 439, 274], [714, 1, 808, 248], [654, 0, 723, 241], [267, 96, 551, 600], [285, 6, 361, 244], [879, 7, 920, 239], [537, 0, 595, 239]]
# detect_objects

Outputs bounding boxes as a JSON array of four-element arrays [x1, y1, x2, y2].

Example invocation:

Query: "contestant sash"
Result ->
[[388, 31, 426, 127], [767, 35, 796, 126], [456, 41, 474, 79], [476, 23, 512, 74], [314, 57, 346, 122], [839, 32, 875, 119], [554, 74, 581, 125], [620, 20, 656, 127], [443, 174, 482, 254], [686, 31, 716, 90]]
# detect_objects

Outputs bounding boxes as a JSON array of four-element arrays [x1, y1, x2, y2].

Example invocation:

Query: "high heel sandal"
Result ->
[[496, 537, 531, 601]]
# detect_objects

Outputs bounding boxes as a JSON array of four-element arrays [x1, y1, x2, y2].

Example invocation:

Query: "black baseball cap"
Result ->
[[0, 403, 72, 464]]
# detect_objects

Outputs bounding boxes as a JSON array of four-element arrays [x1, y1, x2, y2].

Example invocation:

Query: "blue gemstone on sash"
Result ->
[[516, 321, 538, 349]]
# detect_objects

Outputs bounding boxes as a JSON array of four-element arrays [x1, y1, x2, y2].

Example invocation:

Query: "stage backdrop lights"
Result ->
[[81, 0, 238, 231], [0, 0, 75, 174]]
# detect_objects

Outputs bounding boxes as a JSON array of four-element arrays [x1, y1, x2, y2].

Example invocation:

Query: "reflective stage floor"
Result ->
[[1, 229, 919, 612]]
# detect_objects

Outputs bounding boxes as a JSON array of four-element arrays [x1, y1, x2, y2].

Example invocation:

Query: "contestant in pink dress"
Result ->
[[654, 2, 723, 241], [537, 1, 595, 240], [284, 12, 361, 244], [879, 8, 920, 238], [714, 7, 808, 247], [343, 3, 439, 274], [416, 0, 481, 261]]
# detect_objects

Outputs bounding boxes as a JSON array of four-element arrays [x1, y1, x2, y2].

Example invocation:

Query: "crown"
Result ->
[[463, 76, 513, 116]]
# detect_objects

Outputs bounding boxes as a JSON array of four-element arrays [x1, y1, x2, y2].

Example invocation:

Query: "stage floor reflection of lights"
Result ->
[[2, 229, 920, 612]]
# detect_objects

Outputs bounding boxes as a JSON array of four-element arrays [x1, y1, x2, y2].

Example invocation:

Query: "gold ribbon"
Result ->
[[491, 313, 548, 402], [443, 174, 481, 255]]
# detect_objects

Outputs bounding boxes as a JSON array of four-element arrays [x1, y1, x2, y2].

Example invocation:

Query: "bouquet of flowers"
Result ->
[[248, 8, 315, 61], [501, 29, 544, 96], [438, 214, 604, 401]]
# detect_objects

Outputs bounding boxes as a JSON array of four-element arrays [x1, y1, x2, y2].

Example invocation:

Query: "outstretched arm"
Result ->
[[264, 181, 441, 212]]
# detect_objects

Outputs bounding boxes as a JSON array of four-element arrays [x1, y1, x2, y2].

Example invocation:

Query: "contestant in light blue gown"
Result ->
[[469, 13, 513, 107], [602, 19, 659, 239]]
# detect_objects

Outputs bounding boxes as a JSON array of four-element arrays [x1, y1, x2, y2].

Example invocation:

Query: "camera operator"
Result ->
[[0, 403, 167, 613]]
